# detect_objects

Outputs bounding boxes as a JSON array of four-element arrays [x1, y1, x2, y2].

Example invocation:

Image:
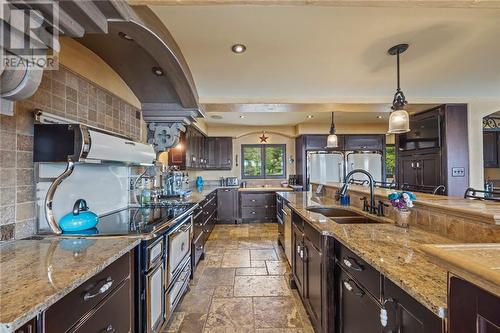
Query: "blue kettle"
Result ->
[[59, 199, 99, 232]]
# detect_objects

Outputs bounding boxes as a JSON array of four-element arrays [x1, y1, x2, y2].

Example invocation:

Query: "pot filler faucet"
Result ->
[[339, 169, 388, 216]]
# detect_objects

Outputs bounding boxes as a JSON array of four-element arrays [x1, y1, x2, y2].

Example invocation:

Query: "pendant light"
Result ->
[[388, 43, 410, 134], [327, 112, 338, 148]]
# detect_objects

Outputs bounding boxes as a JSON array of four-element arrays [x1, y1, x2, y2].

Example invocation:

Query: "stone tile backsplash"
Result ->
[[0, 65, 147, 241]]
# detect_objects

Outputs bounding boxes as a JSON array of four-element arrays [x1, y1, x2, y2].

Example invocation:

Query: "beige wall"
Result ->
[[190, 128, 296, 182], [467, 99, 500, 189], [58, 37, 141, 109]]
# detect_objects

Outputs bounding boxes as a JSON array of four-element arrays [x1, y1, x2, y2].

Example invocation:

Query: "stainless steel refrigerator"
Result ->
[[307, 151, 384, 189]]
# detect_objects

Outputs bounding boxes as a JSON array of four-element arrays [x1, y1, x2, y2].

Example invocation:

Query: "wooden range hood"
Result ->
[[2, 1, 202, 124], [78, 5, 203, 124]]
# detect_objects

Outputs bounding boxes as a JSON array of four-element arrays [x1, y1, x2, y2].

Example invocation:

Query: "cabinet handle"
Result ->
[[416, 161, 420, 168], [251, 199, 256, 202], [380, 308, 388, 327], [411, 162, 415, 168], [342, 279, 364, 297], [342, 257, 364, 271], [102, 324, 115, 333], [83, 278, 114, 301]]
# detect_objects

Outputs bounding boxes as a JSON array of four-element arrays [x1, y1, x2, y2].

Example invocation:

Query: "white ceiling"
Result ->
[[151, 5, 500, 104]]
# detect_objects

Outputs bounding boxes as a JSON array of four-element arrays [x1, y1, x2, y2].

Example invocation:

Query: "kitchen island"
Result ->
[[0, 238, 139, 333]]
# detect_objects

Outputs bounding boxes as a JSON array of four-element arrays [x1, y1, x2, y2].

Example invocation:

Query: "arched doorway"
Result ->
[[482, 111, 500, 191]]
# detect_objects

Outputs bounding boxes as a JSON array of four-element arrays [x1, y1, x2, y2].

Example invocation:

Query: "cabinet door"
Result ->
[[344, 135, 384, 151], [398, 155, 417, 186], [292, 224, 304, 296], [217, 189, 238, 222], [338, 267, 382, 333], [15, 318, 36, 333], [483, 132, 499, 168], [417, 154, 441, 187], [217, 137, 233, 170], [449, 276, 500, 333], [384, 278, 443, 333], [146, 265, 165, 333], [168, 133, 186, 168], [306, 135, 329, 150], [304, 237, 322, 331], [205, 137, 217, 169]]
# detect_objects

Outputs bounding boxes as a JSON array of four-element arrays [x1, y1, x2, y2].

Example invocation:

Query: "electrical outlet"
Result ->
[[452, 167, 465, 177]]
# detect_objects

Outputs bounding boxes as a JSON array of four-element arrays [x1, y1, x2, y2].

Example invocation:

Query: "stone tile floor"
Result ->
[[163, 223, 315, 333]]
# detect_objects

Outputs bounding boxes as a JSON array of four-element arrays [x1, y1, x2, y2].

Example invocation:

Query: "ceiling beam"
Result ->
[[127, 0, 500, 9]]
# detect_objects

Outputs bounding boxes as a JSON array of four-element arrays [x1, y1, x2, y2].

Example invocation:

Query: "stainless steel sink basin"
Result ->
[[329, 216, 380, 224], [306, 207, 361, 217]]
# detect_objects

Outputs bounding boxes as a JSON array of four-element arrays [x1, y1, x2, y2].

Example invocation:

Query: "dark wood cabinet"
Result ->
[[398, 152, 442, 191], [448, 275, 500, 333], [292, 213, 329, 333], [384, 278, 444, 333], [176, 126, 232, 170], [344, 135, 384, 151], [483, 131, 499, 168], [217, 188, 239, 223], [337, 265, 382, 333], [396, 104, 469, 196], [44, 251, 134, 333], [240, 192, 277, 222], [192, 190, 218, 270]]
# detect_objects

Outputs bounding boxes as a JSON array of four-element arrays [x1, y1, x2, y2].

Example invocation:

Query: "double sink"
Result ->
[[306, 207, 380, 224]]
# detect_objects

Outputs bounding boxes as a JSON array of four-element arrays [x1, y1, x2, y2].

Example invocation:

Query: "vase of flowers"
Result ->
[[388, 191, 416, 228]]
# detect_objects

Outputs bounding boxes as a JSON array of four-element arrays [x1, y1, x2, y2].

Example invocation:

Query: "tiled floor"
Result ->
[[163, 223, 315, 333]]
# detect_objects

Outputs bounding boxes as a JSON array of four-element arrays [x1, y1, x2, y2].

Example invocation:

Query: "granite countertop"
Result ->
[[421, 243, 500, 297], [186, 185, 293, 202], [277, 191, 456, 318], [314, 182, 500, 225], [0, 238, 140, 333]]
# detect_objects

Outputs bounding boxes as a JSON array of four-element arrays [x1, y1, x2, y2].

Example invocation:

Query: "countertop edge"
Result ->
[[421, 244, 500, 298], [0, 239, 140, 333]]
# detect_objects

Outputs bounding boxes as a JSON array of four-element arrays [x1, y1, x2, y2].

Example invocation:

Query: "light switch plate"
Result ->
[[452, 167, 465, 177]]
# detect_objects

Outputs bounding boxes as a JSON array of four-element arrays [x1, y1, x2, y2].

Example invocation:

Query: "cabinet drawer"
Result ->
[[336, 243, 380, 299], [304, 221, 322, 250], [15, 318, 36, 333], [71, 279, 131, 333], [241, 207, 267, 218], [45, 252, 131, 333], [192, 234, 205, 268], [241, 193, 266, 207]]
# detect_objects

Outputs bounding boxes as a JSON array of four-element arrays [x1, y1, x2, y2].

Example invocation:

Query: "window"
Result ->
[[385, 144, 396, 179], [242, 144, 286, 179]]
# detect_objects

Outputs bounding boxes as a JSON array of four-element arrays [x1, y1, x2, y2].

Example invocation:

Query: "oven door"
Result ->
[[167, 215, 193, 287], [146, 263, 165, 333]]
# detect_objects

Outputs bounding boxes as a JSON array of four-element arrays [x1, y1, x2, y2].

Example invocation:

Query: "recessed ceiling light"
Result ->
[[118, 32, 133, 41], [231, 44, 247, 54], [210, 115, 223, 120], [152, 67, 164, 76], [376, 115, 383, 119], [307, 115, 314, 119], [239, 115, 246, 119]]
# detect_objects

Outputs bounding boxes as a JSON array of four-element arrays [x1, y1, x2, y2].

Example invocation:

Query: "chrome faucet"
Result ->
[[339, 169, 380, 215]]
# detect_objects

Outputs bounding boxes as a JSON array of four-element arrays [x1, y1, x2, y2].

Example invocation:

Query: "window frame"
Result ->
[[241, 144, 287, 179]]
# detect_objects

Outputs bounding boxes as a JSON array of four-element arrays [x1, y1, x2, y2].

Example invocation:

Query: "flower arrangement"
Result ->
[[388, 191, 416, 211]]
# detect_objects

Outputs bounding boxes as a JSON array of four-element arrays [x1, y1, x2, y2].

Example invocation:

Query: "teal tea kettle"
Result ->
[[59, 199, 99, 232]]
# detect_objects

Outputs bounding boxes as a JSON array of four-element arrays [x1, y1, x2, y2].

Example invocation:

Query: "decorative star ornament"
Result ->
[[259, 131, 268, 143]]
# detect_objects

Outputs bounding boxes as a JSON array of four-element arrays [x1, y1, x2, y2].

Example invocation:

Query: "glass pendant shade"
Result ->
[[327, 133, 338, 148], [388, 109, 410, 133]]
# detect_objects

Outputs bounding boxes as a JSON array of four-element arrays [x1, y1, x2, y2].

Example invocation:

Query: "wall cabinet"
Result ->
[[448, 275, 500, 333], [217, 188, 239, 223], [170, 126, 232, 170], [483, 131, 500, 168], [395, 104, 469, 196]]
